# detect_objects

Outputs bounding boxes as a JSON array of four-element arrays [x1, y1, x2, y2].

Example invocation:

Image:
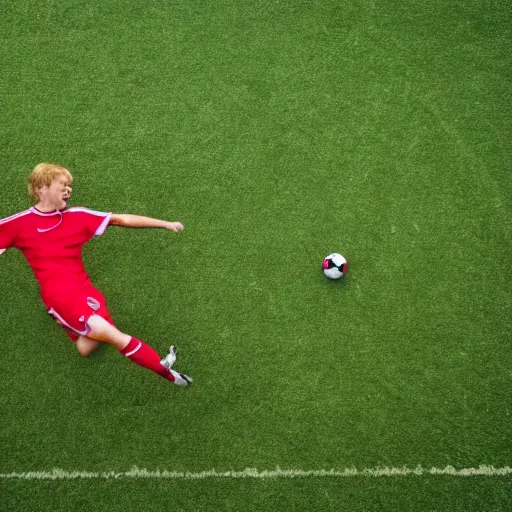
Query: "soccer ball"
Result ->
[[322, 253, 348, 280]]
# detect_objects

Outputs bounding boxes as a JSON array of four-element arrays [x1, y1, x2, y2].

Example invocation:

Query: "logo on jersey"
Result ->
[[37, 211, 64, 232], [87, 297, 100, 311]]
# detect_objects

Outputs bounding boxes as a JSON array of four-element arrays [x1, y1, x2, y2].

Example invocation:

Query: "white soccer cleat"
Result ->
[[170, 370, 193, 388], [161, 346, 193, 387], [160, 345, 177, 370]]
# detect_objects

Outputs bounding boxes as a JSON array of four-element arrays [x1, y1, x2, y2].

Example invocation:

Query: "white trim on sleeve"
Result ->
[[94, 212, 112, 236], [63, 207, 113, 237]]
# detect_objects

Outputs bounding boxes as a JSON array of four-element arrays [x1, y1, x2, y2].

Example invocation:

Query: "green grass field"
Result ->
[[1, 1, 511, 510]]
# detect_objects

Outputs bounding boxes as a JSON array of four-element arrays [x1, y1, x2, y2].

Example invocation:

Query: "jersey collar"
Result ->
[[30, 206, 67, 216]]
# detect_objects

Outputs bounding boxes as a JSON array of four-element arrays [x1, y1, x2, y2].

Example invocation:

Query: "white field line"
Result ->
[[0, 466, 511, 480]]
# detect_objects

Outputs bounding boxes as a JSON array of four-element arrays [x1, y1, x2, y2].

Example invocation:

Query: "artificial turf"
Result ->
[[1, 0, 511, 510]]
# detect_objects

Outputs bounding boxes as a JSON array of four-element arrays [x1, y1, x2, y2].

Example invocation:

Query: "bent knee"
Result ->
[[86, 314, 131, 348], [76, 336, 100, 357], [77, 344, 92, 357]]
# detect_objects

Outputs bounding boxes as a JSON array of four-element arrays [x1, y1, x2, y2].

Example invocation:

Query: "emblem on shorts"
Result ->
[[87, 297, 100, 311]]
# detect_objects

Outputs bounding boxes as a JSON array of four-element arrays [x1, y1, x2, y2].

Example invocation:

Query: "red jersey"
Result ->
[[0, 206, 112, 304]]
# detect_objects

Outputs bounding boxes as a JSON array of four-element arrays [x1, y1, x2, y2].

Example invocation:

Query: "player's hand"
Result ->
[[166, 222, 184, 232]]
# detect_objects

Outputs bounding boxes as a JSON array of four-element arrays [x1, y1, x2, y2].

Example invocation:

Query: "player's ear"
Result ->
[[36, 185, 48, 200]]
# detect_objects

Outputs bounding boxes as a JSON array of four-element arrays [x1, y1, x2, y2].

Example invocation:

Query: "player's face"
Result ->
[[40, 176, 73, 210]]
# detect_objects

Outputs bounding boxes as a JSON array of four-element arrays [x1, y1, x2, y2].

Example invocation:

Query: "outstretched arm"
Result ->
[[110, 214, 184, 232]]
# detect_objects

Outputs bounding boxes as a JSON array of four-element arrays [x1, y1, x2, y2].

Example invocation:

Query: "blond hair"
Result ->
[[27, 164, 73, 202]]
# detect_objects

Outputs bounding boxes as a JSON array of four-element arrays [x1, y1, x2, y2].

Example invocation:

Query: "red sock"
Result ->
[[120, 337, 174, 382]]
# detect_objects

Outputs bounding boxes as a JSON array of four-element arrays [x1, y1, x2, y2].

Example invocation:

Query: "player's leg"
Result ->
[[85, 314, 130, 349], [47, 293, 192, 386], [75, 336, 101, 357], [86, 314, 192, 387]]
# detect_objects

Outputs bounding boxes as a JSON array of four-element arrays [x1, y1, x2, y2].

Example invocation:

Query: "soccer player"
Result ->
[[0, 163, 192, 387]]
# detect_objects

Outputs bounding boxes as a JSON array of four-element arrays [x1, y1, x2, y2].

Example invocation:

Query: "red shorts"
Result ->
[[46, 287, 115, 341]]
